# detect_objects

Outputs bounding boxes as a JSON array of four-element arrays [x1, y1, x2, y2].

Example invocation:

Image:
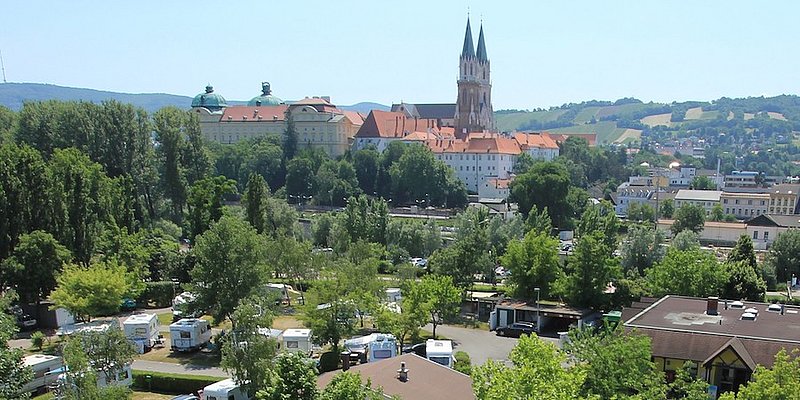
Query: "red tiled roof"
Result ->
[[487, 178, 512, 189], [220, 105, 288, 122], [439, 127, 456, 137], [513, 132, 559, 149], [355, 110, 439, 138], [343, 111, 365, 126], [293, 96, 333, 106]]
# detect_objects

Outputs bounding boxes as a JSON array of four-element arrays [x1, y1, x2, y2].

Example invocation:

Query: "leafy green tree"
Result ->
[[509, 161, 573, 228], [501, 231, 561, 299], [312, 214, 334, 247], [50, 261, 133, 321], [0, 105, 16, 144], [319, 371, 388, 400], [719, 349, 800, 400], [302, 260, 365, 352], [765, 229, 800, 284], [671, 204, 706, 235], [263, 197, 299, 238], [575, 201, 619, 253], [285, 157, 315, 199], [190, 215, 269, 323], [241, 138, 284, 191], [386, 219, 441, 258], [0, 291, 33, 400], [282, 110, 298, 162], [416, 274, 461, 338], [671, 230, 701, 251], [564, 327, 665, 399], [689, 175, 717, 190], [314, 160, 360, 207], [486, 214, 526, 258], [710, 204, 725, 222], [472, 334, 588, 400], [266, 235, 314, 305], [374, 291, 427, 351], [342, 195, 389, 245], [389, 143, 466, 208], [723, 260, 766, 301], [513, 152, 536, 174], [60, 329, 133, 400], [243, 173, 270, 234], [353, 147, 380, 194], [257, 352, 317, 400], [154, 107, 189, 222], [186, 175, 237, 241], [627, 202, 655, 222], [1, 230, 71, 307], [729, 234, 757, 269], [430, 208, 492, 291], [646, 248, 728, 297], [556, 231, 621, 309], [620, 226, 665, 276], [222, 297, 278, 397], [30, 331, 46, 351], [666, 362, 710, 400], [525, 205, 553, 235], [660, 198, 675, 219]]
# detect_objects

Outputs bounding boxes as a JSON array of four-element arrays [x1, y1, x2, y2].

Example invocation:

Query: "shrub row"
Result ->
[[131, 370, 221, 394], [137, 281, 177, 308]]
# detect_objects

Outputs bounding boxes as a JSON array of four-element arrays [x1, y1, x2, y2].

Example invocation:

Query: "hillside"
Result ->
[[0, 82, 388, 114]]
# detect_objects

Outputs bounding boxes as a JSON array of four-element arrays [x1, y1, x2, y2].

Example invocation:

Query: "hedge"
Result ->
[[454, 351, 472, 376], [131, 370, 222, 394], [137, 281, 177, 308]]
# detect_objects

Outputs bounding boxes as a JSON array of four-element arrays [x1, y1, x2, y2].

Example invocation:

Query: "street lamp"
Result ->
[[534, 287, 541, 332]]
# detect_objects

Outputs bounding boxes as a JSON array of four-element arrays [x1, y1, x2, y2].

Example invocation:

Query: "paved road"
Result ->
[[424, 324, 559, 366], [131, 360, 229, 378]]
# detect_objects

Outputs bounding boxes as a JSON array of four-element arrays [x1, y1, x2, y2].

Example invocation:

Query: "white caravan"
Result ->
[[56, 318, 119, 337], [48, 362, 133, 393], [20, 354, 63, 395], [426, 339, 454, 368], [123, 313, 160, 353], [170, 318, 211, 352], [265, 283, 290, 304], [344, 333, 398, 362], [282, 328, 312, 355], [203, 378, 250, 400]]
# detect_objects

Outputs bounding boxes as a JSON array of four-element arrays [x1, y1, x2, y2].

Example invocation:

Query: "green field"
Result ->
[[494, 109, 567, 132], [545, 121, 628, 144]]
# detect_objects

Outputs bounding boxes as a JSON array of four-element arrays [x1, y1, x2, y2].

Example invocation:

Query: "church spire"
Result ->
[[476, 23, 488, 62], [461, 18, 475, 59]]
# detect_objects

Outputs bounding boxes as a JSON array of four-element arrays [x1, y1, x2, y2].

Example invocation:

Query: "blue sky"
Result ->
[[2, 1, 798, 109]]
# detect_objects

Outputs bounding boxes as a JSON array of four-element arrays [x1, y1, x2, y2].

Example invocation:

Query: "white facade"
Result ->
[[478, 178, 511, 199], [720, 192, 769, 219], [436, 151, 516, 193], [674, 190, 722, 215]]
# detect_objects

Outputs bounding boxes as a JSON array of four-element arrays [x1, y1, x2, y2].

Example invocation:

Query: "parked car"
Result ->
[[9, 305, 36, 330], [401, 342, 426, 358], [495, 322, 537, 338], [120, 298, 137, 312]]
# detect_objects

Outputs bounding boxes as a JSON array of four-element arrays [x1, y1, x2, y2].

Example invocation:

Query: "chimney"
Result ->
[[397, 361, 409, 382], [707, 296, 719, 316], [341, 351, 351, 371]]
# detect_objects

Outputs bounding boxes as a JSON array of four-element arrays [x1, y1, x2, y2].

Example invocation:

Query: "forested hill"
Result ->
[[496, 95, 800, 146], [0, 82, 388, 114]]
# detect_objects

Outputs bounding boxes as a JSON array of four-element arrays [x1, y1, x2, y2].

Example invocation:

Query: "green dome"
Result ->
[[191, 85, 227, 111], [247, 81, 283, 106]]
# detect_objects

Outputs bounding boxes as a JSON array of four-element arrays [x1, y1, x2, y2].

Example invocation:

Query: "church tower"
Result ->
[[455, 18, 493, 138]]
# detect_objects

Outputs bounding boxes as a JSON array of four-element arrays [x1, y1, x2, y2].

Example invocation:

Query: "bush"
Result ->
[[137, 281, 176, 308], [131, 370, 221, 394], [318, 351, 340, 373], [454, 351, 471, 376], [30, 331, 46, 351]]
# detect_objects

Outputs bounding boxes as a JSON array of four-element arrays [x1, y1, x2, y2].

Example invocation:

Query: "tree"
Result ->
[[646, 248, 728, 297], [241, 138, 284, 191], [728, 235, 757, 270], [472, 334, 588, 400], [672, 204, 706, 235], [266, 236, 314, 305], [556, 231, 621, 309], [342, 195, 389, 245], [374, 295, 427, 351], [0, 291, 33, 400], [660, 198, 675, 219], [765, 229, 800, 284], [186, 175, 237, 241], [430, 209, 492, 291], [667, 362, 710, 400], [575, 201, 619, 254], [312, 214, 334, 247], [190, 215, 269, 323], [353, 147, 380, 194], [672, 230, 701, 251], [525, 205, 552, 235], [388, 143, 466, 207], [50, 261, 133, 321], [302, 260, 365, 353], [60, 329, 133, 400], [710, 204, 725, 222], [620, 226, 665, 276], [314, 160, 360, 207], [282, 109, 299, 162], [501, 231, 561, 299], [154, 107, 189, 222], [627, 202, 655, 222], [256, 352, 317, 400], [243, 173, 270, 234], [285, 157, 315, 199], [1, 231, 71, 307], [690, 175, 717, 190], [564, 327, 665, 399], [719, 349, 800, 400], [416, 275, 461, 339], [509, 161, 573, 228], [723, 260, 766, 301], [222, 297, 278, 397], [319, 371, 388, 400]]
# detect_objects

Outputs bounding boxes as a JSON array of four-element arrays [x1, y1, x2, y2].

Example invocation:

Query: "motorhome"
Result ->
[[385, 288, 402, 303], [170, 318, 211, 352], [265, 283, 290, 304], [203, 378, 250, 400], [56, 318, 119, 337], [343, 333, 397, 363], [20, 354, 63, 395], [123, 313, 161, 353], [48, 363, 133, 394], [172, 292, 199, 321], [282, 328, 312, 355], [425, 339, 454, 368]]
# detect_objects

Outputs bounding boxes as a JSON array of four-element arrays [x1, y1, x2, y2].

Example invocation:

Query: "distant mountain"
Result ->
[[0, 82, 389, 115]]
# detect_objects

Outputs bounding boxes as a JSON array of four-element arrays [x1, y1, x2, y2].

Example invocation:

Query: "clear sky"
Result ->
[[2, 1, 798, 109]]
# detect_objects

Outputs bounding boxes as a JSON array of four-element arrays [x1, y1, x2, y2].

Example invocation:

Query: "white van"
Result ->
[[426, 339, 454, 368], [170, 318, 211, 352], [123, 313, 160, 353], [20, 354, 63, 394], [203, 378, 250, 400]]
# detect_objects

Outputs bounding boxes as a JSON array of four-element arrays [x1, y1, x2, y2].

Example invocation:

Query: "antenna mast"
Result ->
[[0, 50, 6, 83]]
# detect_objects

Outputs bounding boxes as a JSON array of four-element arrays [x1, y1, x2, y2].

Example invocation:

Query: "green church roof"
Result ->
[[247, 82, 283, 106], [191, 85, 227, 110]]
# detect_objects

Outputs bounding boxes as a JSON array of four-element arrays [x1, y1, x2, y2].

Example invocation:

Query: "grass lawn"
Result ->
[[546, 121, 626, 144], [156, 312, 173, 327], [272, 315, 304, 331]]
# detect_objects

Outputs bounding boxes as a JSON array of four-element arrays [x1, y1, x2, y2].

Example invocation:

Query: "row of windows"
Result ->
[[770, 198, 796, 206], [723, 198, 766, 206], [726, 208, 764, 217], [769, 207, 794, 214], [753, 231, 770, 241]]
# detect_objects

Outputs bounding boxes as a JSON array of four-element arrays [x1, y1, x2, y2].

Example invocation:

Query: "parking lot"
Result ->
[[424, 323, 559, 366]]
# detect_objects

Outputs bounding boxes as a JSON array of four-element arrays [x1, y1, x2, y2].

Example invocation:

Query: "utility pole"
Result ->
[[0, 49, 7, 83]]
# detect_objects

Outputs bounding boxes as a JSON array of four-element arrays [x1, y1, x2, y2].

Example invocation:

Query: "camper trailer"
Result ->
[[20, 354, 63, 394], [426, 339, 454, 368], [282, 328, 312, 355], [203, 378, 250, 400], [265, 283, 290, 304], [385, 288, 402, 303], [48, 363, 132, 394], [56, 318, 119, 337], [170, 318, 211, 352], [343, 333, 398, 363], [123, 313, 161, 353]]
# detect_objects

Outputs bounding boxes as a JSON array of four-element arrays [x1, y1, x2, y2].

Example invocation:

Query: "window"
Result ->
[[764, 231, 769, 241], [286, 341, 299, 348], [180, 331, 191, 339], [723, 199, 728, 204], [748, 200, 753, 205], [753, 231, 758, 240]]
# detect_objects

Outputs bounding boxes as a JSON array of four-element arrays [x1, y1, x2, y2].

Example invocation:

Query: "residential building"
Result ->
[[512, 132, 559, 160], [768, 183, 800, 215], [723, 171, 761, 188], [454, 18, 493, 137], [746, 214, 800, 248], [317, 353, 475, 400], [192, 84, 364, 157], [429, 134, 520, 193], [624, 295, 800, 396], [674, 190, 722, 215], [720, 192, 769, 219], [614, 182, 659, 216], [479, 177, 512, 199], [352, 110, 440, 152]]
